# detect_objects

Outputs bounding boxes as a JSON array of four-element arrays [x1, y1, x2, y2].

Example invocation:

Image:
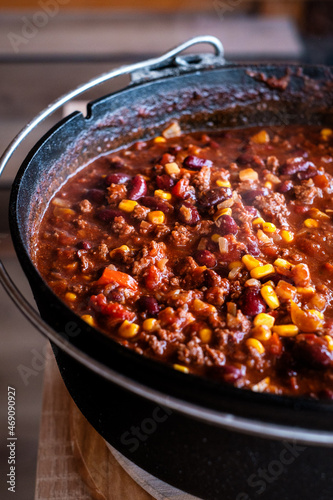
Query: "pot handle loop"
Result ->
[[130, 35, 225, 84]]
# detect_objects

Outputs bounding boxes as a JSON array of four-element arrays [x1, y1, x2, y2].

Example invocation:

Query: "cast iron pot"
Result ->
[[2, 36, 333, 499]]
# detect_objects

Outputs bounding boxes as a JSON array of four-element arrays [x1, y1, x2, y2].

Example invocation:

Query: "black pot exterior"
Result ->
[[8, 62, 333, 498], [53, 344, 333, 500]]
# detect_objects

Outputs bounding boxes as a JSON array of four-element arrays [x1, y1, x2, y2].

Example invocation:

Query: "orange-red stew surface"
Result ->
[[35, 124, 333, 398]]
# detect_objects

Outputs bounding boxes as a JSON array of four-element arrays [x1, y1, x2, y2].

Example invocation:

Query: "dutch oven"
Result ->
[[2, 36, 333, 499]]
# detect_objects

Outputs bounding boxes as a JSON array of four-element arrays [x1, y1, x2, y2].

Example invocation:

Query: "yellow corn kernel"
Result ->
[[264, 280, 276, 288], [65, 262, 78, 271], [199, 328, 213, 343], [229, 260, 243, 270], [154, 189, 172, 201], [110, 244, 131, 257], [211, 233, 221, 243], [281, 230, 294, 243], [296, 286, 315, 298], [250, 130, 270, 144], [272, 324, 299, 337], [246, 338, 265, 354], [213, 207, 232, 221], [164, 162, 180, 175], [262, 222, 277, 233], [143, 318, 158, 332], [304, 218, 319, 228], [253, 217, 265, 226], [216, 179, 231, 188], [118, 199, 138, 212], [274, 258, 292, 270], [308, 309, 324, 320], [264, 181, 273, 189], [309, 207, 330, 220], [254, 313, 275, 329], [252, 325, 272, 341], [54, 206, 76, 217], [119, 320, 140, 339], [324, 335, 333, 351], [227, 302, 237, 316], [321, 128, 332, 141], [81, 314, 96, 327], [261, 285, 280, 309], [192, 299, 217, 313], [242, 254, 262, 271], [252, 376, 271, 393], [250, 264, 275, 279], [239, 168, 258, 182], [154, 136, 166, 143], [148, 211, 165, 224], [65, 292, 77, 302], [173, 364, 189, 374]]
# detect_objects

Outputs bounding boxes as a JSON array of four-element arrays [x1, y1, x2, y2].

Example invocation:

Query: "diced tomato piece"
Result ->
[[171, 178, 189, 198], [89, 293, 107, 312], [144, 265, 163, 290], [266, 332, 283, 356], [96, 268, 138, 290]]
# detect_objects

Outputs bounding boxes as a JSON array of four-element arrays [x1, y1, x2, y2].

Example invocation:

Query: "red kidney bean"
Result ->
[[237, 153, 265, 168], [169, 145, 182, 155], [138, 296, 160, 316], [160, 153, 175, 165], [277, 180, 293, 193], [105, 173, 131, 186], [241, 188, 269, 204], [240, 288, 266, 316], [280, 157, 315, 176], [319, 389, 333, 400], [215, 214, 238, 235], [141, 196, 173, 213], [156, 174, 175, 190], [297, 165, 318, 180], [221, 364, 245, 383], [87, 189, 105, 204], [128, 175, 147, 200], [97, 208, 122, 222], [244, 206, 260, 218], [78, 241, 92, 250], [199, 187, 232, 208], [293, 335, 332, 369], [178, 202, 201, 225], [183, 155, 213, 170], [194, 250, 217, 268], [246, 239, 260, 257]]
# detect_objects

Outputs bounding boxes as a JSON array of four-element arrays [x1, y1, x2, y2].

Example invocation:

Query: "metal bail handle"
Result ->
[[130, 35, 225, 83]]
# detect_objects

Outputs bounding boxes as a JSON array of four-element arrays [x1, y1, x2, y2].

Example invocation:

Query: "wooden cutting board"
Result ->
[[34, 345, 198, 500]]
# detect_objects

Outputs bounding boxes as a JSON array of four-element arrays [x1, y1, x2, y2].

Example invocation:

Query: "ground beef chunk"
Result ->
[[77, 251, 93, 272], [132, 204, 150, 220], [132, 240, 167, 277], [112, 216, 134, 237], [254, 192, 290, 227], [205, 286, 229, 307], [107, 183, 127, 205], [294, 181, 322, 205], [192, 165, 211, 192], [145, 334, 167, 356], [79, 199, 93, 213], [266, 155, 280, 173], [177, 338, 205, 366], [171, 223, 192, 246], [226, 309, 251, 333], [154, 224, 171, 239]]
